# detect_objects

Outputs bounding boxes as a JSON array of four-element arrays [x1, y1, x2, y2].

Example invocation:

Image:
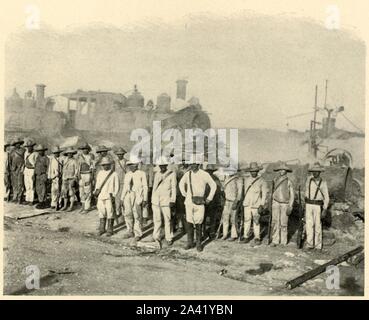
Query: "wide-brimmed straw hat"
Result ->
[[24, 139, 36, 147], [96, 145, 111, 153], [155, 155, 170, 166], [63, 147, 77, 155], [78, 142, 91, 150], [115, 147, 127, 155], [100, 157, 112, 166], [11, 137, 24, 146], [245, 162, 263, 172], [51, 146, 63, 154], [273, 161, 292, 172], [34, 144, 48, 152], [308, 162, 325, 172]]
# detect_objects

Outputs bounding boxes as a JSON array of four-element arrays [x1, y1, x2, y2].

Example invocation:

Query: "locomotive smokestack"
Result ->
[[36, 84, 46, 108], [176, 79, 188, 100]]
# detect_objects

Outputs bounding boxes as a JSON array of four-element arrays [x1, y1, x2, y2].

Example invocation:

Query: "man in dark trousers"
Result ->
[[203, 163, 223, 240], [34, 144, 50, 209]]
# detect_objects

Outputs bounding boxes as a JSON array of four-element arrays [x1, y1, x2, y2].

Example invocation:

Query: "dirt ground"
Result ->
[[3, 202, 364, 296]]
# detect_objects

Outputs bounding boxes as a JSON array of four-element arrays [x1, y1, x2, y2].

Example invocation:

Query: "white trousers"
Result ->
[[185, 202, 205, 225], [244, 207, 260, 240], [50, 178, 60, 207], [305, 203, 322, 249], [24, 168, 35, 202], [271, 202, 289, 245], [222, 200, 238, 238], [97, 198, 114, 219], [123, 193, 143, 237], [152, 205, 173, 241]]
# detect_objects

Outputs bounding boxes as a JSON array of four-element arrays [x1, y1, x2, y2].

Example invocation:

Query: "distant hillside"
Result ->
[[235, 128, 365, 168]]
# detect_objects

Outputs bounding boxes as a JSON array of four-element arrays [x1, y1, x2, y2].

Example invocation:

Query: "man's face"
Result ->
[[15, 143, 21, 149], [26, 146, 33, 153], [82, 149, 89, 155], [68, 153, 73, 158], [54, 152, 61, 158], [101, 151, 107, 157], [250, 171, 258, 178], [129, 164, 138, 172], [190, 164, 200, 172], [38, 150, 45, 156], [102, 164, 111, 171], [279, 169, 287, 176], [117, 154, 124, 160], [159, 165, 167, 173], [313, 171, 321, 179]]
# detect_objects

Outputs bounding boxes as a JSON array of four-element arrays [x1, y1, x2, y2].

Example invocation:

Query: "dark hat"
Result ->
[[115, 147, 127, 155], [96, 145, 111, 153], [34, 144, 48, 152], [78, 142, 91, 150], [273, 161, 292, 172], [63, 147, 77, 155], [4, 140, 12, 148], [308, 162, 325, 172], [245, 162, 263, 172], [11, 137, 24, 146]]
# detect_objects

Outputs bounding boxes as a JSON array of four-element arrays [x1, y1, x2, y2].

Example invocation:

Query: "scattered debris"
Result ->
[[16, 211, 56, 220], [218, 269, 227, 276], [48, 268, 76, 275], [57, 227, 70, 232], [286, 246, 364, 290], [285, 252, 295, 258]]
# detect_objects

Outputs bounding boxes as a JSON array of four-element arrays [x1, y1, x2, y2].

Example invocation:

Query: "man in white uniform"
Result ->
[[271, 162, 295, 246], [242, 162, 268, 246], [179, 155, 217, 252], [23, 139, 37, 205], [151, 156, 177, 248], [121, 158, 148, 241], [304, 162, 329, 250], [48, 146, 63, 210], [94, 157, 120, 237]]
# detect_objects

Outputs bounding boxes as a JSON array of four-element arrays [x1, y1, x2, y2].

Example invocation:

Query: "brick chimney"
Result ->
[[36, 84, 46, 108], [176, 79, 188, 100]]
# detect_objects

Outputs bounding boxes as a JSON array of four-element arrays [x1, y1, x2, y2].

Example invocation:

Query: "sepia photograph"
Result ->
[[1, 0, 366, 299]]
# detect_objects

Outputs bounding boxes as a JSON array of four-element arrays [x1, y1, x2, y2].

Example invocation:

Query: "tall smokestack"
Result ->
[[176, 79, 188, 100], [36, 84, 46, 108]]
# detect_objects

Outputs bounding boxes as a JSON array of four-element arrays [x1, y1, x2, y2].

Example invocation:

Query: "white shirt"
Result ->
[[48, 156, 63, 180], [95, 170, 120, 200], [242, 175, 268, 208], [179, 169, 217, 205], [305, 176, 330, 209], [121, 170, 148, 202], [151, 170, 177, 206], [24, 150, 38, 169]]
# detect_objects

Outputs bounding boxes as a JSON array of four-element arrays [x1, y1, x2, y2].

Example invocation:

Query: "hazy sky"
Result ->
[[5, 14, 365, 131]]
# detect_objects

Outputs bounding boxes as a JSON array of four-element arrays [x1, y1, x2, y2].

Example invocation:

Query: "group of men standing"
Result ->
[[4, 137, 330, 252]]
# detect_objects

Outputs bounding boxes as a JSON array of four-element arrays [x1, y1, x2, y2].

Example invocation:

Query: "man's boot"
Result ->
[[97, 218, 107, 236], [67, 199, 75, 212], [195, 224, 203, 252], [106, 219, 114, 237], [185, 223, 195, 250]]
